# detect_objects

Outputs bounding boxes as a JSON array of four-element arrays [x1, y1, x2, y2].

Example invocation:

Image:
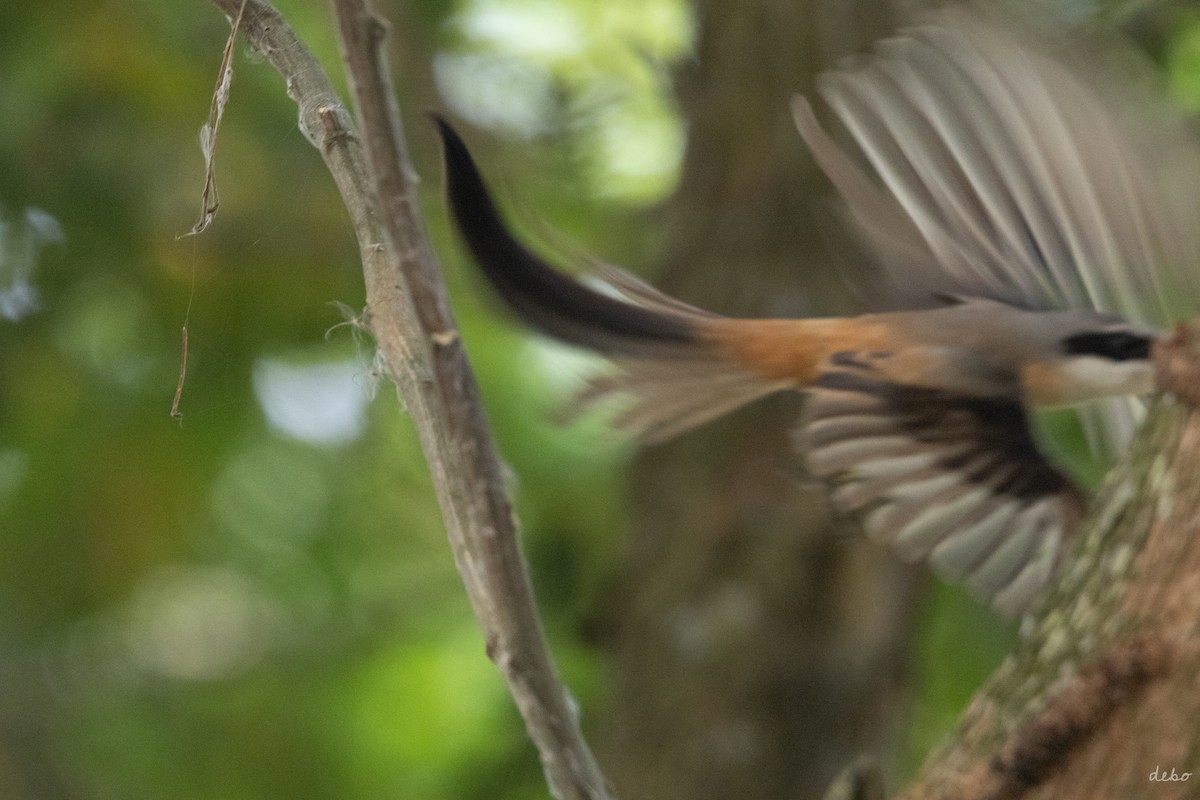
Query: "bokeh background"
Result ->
[[3, 0, 1200, 798]]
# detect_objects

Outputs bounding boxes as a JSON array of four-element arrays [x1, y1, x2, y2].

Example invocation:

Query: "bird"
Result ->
[[432, 6, 1200, 617]]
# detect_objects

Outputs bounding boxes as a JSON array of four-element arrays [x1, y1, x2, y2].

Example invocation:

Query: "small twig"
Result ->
[[187, 0, 247, 237], [170, 325, 188, 422], [823, 755, 887, 800], [173, 0, 246, 422]]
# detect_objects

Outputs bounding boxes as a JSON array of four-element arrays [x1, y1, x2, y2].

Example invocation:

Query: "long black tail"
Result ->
[[433, 116, 699, 355]]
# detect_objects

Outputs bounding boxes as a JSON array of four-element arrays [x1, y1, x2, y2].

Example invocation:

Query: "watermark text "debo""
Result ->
[[1149, 767, 1192, 782]]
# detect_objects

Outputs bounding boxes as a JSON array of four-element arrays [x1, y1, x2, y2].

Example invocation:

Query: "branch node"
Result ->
[[1153, 320, 1200, 407], [431, 329, 459, 347], [365, 14, 389, 46], [823, 755, 885, 800], [318, 105, 354, 150]]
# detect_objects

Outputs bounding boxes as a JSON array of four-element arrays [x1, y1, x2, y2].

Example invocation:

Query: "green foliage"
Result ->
[[902, 584, 1017, 778], [1167, 8, 1200, 111], [436, 0, 690, 200]]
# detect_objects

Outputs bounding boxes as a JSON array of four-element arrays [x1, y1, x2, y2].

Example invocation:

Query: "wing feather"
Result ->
[[799, 353, 1084, 615], [796, 7, 1200, 460], [803, 7, 1200, 320]]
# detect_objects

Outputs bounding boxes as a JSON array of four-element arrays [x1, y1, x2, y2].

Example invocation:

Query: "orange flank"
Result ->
[[1020, 361, 1070, 407], [700, 317, 896, 385]]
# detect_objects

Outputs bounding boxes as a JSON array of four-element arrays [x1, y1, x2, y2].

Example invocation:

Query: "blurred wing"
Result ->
[[799, 351, 1085, 616], [795, 6, 1200, 455], [796, 6, 1200, 320]]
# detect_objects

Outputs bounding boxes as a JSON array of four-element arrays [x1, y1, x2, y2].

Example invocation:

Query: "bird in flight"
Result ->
[[433, 6, 1200, 617]]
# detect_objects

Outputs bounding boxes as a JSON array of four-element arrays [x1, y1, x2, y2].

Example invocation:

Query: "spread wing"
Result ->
[[793, 5, 1200, 455], [796, 6, 1200, 320], [798, 351, 1086, 616]]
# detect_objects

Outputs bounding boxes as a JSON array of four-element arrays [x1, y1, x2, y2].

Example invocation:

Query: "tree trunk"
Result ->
[[596, 3, 923, 798]]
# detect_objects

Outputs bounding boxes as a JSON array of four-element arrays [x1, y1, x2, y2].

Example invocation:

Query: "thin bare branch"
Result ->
[[187, 0, 247, 238], [200, 1, 613, 797]]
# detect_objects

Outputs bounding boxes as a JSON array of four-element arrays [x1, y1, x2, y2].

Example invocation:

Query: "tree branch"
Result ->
[[201, 1, 612, 797], [887, 324, 1200, 799]]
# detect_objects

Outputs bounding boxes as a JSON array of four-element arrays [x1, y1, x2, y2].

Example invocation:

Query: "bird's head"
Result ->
[[1019, 311, 1159, 406]]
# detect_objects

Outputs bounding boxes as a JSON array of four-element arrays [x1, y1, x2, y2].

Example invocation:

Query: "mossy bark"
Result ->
[[895, 327, 1200, 799]]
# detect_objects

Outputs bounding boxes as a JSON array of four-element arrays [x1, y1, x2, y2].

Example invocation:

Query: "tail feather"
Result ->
[[569, 358, 793, 442], [433, 116, 795, 439], [584, 259, 720, 319], [434, 116, 697, 356]]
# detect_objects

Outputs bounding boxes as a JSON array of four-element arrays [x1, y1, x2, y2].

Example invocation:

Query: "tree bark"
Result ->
[[201, 2, 613, 797], [889, 324, 1200, 800], [597, 3, 923, 798]]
